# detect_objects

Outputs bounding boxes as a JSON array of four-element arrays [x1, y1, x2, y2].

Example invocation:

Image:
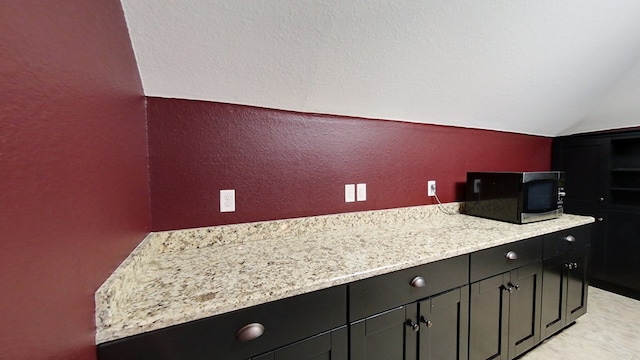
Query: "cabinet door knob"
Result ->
[[236, 323, 265, 342], [501, 284, 514, 293], [420, 316, 433, 328], [505, 251, 518, 260], [597, 217, 604, 222], [410, 276, 426, 288], [406, 320, 420, 332], [564, 235, 576, 243], [599, 197, 605, 202]]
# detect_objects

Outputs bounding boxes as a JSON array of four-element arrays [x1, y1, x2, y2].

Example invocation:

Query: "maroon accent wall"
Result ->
[[148, 98, 552, 231], [0, 2, 149, 360]]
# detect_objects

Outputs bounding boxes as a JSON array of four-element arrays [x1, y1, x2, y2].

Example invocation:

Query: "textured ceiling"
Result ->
[[121, 0, 640, 136]]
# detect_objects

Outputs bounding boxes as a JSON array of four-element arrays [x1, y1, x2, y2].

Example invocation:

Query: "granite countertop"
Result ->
[[95, 203, 594, 344]]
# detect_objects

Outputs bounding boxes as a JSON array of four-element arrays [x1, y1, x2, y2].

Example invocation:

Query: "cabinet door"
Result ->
[[552, 137, 607, 214], [418, 286, 469, 360], [566, 252, 589, 323], [507, 263, 542, 359], [541, 248, 590, 340], [541, 256, 568, 340], [253, 327, 348, 360], [469, 273, 509, 360], [350, 304, 417, 360], [553, 137, 607, 278], [601, 210, 640, 293]]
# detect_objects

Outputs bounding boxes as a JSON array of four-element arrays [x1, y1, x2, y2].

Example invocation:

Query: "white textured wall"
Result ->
[[121, 0, 640, 136], [560, 59, 640, 135]]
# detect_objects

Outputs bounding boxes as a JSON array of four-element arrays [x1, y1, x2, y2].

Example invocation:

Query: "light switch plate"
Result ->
[[357, 183, 366, 201], [345, 184, 355, 202]]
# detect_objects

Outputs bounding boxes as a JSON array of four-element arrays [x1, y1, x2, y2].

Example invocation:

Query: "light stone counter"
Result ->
[[95, 203, 594, 344]]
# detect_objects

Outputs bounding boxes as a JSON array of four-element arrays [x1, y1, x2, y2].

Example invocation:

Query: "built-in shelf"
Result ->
[[610, 138, 640, 206], [611, 187, 640, 192]]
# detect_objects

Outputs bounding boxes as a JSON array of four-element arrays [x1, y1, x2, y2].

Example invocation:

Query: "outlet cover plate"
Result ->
[[220, 189, 235, 212], [428, 180, 436, 196]]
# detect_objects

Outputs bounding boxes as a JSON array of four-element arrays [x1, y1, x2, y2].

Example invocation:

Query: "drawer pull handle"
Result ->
[[505, 251, 518, 260], [564, 235, 576, 243], [410, 276, 426, 288], [406, 319, 420, 332], [236, 323, 265, 342]]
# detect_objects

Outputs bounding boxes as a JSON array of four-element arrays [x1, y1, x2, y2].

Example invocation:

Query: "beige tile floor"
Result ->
[[521, 286, 640, 360]]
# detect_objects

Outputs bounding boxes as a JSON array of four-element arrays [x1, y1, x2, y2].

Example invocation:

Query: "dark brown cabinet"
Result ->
[[540, 226, 590, 340], [349, 287, 469, 360], [97, 286, 347, 360], [349, 255, 470, 360], [469, 238, 543, 360], [98, 226, 591, 360], [553, 131, 640, 299], [469, 263, 543, 360], [417, 286, 469, 360], [350, 305, 417, 360], [601, 210, 640, 292], [252, 327, 348, 360]]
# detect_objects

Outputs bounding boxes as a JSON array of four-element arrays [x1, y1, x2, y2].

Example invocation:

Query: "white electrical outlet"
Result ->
[[357, 183, 367, 201], [220, 189, 235, 212], [345, 184, 356, 202], [428, 180, 436, 197]]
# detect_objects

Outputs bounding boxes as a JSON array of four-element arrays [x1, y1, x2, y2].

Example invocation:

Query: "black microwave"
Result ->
[[464, 171, 565, 224]]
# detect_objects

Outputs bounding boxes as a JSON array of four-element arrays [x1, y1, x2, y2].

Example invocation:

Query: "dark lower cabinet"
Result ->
[[417, 286, 469, 360], [469, 262, 543, 360], [566, 253, 588, 323], [541, 227, 590, 340], [507, 264, 543, 358], [252, 326, 348, 360], [540, 255, 568, 338], [541, 254, 589, 340], [599, 210, 640, 294], [350, 305, 416, 360], [98, 286, 347, 360], [98, 226, 590, 360], [469, 274, 508, 360], [350, 286, 469, 360]]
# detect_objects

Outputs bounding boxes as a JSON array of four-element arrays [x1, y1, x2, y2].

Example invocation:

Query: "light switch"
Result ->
[[357, 183, 366, 201], [345, 184, 355, 202]]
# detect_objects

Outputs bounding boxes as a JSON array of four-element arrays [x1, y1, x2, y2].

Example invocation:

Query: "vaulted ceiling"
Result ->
[[120, 0, 640, 136]]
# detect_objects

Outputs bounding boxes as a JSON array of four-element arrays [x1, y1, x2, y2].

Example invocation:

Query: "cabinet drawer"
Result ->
[[470, 237, 542, 283], [542, 224, 591, 259], [349, 255, 469, 322], [252, 326, 348, 360], [98, 285, 347, 360]]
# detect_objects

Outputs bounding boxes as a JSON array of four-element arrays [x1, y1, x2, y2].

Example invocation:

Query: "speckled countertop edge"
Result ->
[[95, 203, 594, 344]]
